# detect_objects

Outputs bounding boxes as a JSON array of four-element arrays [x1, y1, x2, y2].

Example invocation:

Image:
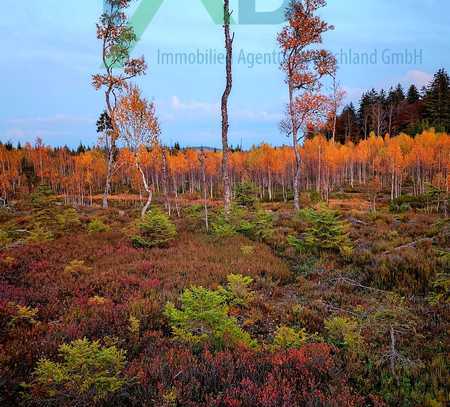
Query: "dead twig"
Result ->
[[382, 237, 436, 255], [346, 217, 368, 226], [379, 325, 416, 385], [331, 276, 390, 294], [321, 301, 364, 318]]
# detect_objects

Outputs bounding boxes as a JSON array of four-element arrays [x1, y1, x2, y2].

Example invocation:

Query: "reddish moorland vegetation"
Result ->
[[0, 184, 448, 406]]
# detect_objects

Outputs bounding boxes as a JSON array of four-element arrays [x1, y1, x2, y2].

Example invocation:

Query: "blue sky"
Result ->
[[1, 0, 449, 148]]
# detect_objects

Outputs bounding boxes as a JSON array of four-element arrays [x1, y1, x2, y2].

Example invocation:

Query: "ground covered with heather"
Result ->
[[0, 188, 448, 406]]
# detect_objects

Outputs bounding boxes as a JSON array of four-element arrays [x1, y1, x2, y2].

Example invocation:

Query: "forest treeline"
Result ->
[[1, 129, 448, 205], [325, 69, 450, 143], [3, 67, 450, 207]]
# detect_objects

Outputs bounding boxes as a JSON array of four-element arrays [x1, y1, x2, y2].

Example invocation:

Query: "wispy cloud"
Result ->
[[171, 96, 219, 114], [2, 127, 73, 145], [403, 70, 433, 88], [7, 114, 95, 126], [169, 96, 280, 122], [231, 109, 282, 122], [343, 86, 365, 103], [4, 128, 26, 139]]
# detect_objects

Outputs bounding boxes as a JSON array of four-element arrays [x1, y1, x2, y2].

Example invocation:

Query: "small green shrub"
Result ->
[[28, 223, 53, 243], [27, 185, 58, 233], [218, 274, 255, 307], [31, 338, 127, 403], [56, 208, 81, 230], [31, 208, 56, 231], [132, 209, 176, 248], [30, 184, 56, 209], [8, 304, 39, 328], [164, 286, 256, 350], [324, 316, 362, 349], [272, 326, 308, 350], [234, 181, 258, 208], [239, 210, 274, 242], [288, 205, 353, 257], [87, 218, 110, 233], [210, 213, 237, 238]]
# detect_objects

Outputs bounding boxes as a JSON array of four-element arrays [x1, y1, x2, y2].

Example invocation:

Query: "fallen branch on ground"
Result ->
[[382, 237, 436, 255], [346, 217, 368, 226], [331, 276, 391, 294]]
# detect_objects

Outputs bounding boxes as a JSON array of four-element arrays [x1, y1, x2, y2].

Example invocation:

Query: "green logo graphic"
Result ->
[[102, 0, 288, 67], [126, 0, 289, 42]]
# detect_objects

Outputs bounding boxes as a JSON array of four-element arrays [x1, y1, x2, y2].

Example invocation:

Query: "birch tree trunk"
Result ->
[[221, 0, 233, 215], [136, 161, 152, 218], [288, 81, 301, 211]]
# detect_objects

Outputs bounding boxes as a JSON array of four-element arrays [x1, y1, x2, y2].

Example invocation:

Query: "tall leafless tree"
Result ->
[[221, 0, 234, 215], [330, 76, 346, 143], [199, 150, 209, 231], [278, 0, 336, 211], [161, 147, 171, 215], [114, 85, 160, 218], [93, 0, 146, 208]]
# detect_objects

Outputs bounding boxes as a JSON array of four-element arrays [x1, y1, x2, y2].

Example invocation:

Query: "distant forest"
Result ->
[[3, 69, 449, 155], [322, 68, 450, 143]]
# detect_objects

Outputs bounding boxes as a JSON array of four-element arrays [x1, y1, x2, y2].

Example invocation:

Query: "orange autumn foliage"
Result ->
[[0, 130, 448, 204]]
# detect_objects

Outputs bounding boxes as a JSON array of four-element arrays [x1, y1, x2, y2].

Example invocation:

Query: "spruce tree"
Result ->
[[358, 92, 372, 139], [394, 84, 405, 102], [338, 103, 359, 143], [407, 85, 420, 104], [424, 69, 450, 131], [288, 205, 353, 257], [387, 85, 405, 135]]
